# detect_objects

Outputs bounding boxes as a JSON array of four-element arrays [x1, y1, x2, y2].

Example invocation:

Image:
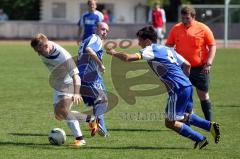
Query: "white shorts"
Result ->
[[53, 90, 73, 105], [154, 27, 164, 39]]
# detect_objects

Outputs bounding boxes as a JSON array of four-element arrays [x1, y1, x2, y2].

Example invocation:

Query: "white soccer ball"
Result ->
[[48, 128, 66, 145]]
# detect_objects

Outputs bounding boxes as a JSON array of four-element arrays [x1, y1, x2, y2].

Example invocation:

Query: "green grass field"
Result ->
[[0, 42, 240, 159]]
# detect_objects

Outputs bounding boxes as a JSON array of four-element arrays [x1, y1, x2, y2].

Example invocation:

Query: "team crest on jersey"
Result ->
[[85, 19, 96, 25]]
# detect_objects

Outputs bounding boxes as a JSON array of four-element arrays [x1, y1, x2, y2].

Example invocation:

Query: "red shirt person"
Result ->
[[166, 6, 216, 121], [149, 2, 166, 44]]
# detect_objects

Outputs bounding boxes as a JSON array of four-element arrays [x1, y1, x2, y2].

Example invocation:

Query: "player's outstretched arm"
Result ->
[[106, 48, 140, 62]]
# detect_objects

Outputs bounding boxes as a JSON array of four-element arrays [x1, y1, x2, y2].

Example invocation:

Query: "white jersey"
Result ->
[[40, 41, 79, 85]]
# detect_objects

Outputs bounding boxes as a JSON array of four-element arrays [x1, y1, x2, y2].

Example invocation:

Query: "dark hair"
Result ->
[[181, 6, 196, 18], [136, 26, 157, 43], [87, 0, 96, 5]]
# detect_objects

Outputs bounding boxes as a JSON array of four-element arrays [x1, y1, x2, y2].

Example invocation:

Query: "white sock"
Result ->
[[66, 113, 83, 138]]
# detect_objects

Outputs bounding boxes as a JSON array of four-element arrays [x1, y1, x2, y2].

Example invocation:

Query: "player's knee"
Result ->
[[55, 114, 64, 121], [54, 107, 68, 120], [197, 90, 209, 100]]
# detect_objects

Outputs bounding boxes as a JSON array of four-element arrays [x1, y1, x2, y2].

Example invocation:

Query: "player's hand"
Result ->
[[72, 94, 82, 105], [99, 64, 106, 73], [202, 64, 211, 74], [106, 47, 116, 55]]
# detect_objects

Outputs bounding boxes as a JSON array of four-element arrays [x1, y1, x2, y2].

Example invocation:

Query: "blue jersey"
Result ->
[[77, 34, 106, 107], [139, 44, 191, 92], [78, 11, 103, 40], [77, 34, 103, 84]]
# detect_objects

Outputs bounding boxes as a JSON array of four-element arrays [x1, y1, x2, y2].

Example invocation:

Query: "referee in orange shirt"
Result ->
[[166, 6, 216, 121]]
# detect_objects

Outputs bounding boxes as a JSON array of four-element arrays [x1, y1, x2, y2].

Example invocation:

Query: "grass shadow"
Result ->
[[78, 146, 193, 150], [0, 141, 195, 151], [9, 133, 48, 137], [9, 133, 77, 137], [107, 128, 169, 132], [215, 104, 240, 108]]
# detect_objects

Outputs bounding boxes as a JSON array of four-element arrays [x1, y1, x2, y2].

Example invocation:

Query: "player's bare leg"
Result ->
[[54, 96, 85, 147]]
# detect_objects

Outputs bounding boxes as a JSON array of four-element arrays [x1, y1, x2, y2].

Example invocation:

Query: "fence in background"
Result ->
[[0, 21, 240, 40]]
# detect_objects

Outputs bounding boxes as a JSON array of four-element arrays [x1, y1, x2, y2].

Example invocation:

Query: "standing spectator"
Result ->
[[102, 9, 110, 24], [149, 2, 166, 44], [0, 9, 8, 21], [77, 0, 103, 45], [166, 6, 216, 121]]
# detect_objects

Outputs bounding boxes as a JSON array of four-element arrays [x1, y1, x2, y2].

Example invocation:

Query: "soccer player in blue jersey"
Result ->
[[30, 33, 98, 147], [77, 22, 109, 137], [77, 0, 103, 44], [106, 26, 220, 149]]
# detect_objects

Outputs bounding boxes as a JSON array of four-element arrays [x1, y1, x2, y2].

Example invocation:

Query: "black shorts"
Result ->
[[189, 65, 210, 92]]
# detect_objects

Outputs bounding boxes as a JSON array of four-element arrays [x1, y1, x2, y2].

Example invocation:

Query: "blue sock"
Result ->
[[98, 114, 108, 133], [189, 113, 211, 131], [179, 123, 205, 142]]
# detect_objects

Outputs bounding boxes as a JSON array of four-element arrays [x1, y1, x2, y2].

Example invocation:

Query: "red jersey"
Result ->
[[152, 9, 165, 28]]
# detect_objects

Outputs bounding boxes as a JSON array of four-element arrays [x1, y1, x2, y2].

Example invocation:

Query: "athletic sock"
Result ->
[[86, 115, 95, 122], [179, 123, 205, 142], [98, 114, 107, 133], [76, 136, 84, 141], [201, 100, 212, 121], [66, 113, 83, 138], [188, 113, 211, 131]]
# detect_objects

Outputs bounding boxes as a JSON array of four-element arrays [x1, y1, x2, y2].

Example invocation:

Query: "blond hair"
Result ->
[[30, 33, 48, 49]]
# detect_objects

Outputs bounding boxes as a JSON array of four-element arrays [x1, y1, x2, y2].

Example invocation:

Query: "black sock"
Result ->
[[86, 115, 91, 122], [201, 100, 212, 121], [76, 136, 84, 141]]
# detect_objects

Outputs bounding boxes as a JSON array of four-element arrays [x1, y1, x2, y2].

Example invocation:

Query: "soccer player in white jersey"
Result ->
[[106, 26, 220, 149], [30, 33, 98, 147], [77, 22, 109, 137]]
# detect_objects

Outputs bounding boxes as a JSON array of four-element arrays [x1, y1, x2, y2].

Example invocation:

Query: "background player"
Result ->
[[149, 2, 166, 44], [77, 0, 103, 44]]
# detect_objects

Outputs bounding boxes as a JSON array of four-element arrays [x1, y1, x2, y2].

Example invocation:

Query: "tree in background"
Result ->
[[0, 0, 40, 20]]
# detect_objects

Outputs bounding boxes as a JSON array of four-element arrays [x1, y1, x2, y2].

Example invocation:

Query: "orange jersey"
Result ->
[[166, 21, 216, 67]]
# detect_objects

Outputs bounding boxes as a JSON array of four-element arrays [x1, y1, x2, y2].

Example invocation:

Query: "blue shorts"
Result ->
[[80, 81, 108, 116], [165, 86, 193, 121]]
